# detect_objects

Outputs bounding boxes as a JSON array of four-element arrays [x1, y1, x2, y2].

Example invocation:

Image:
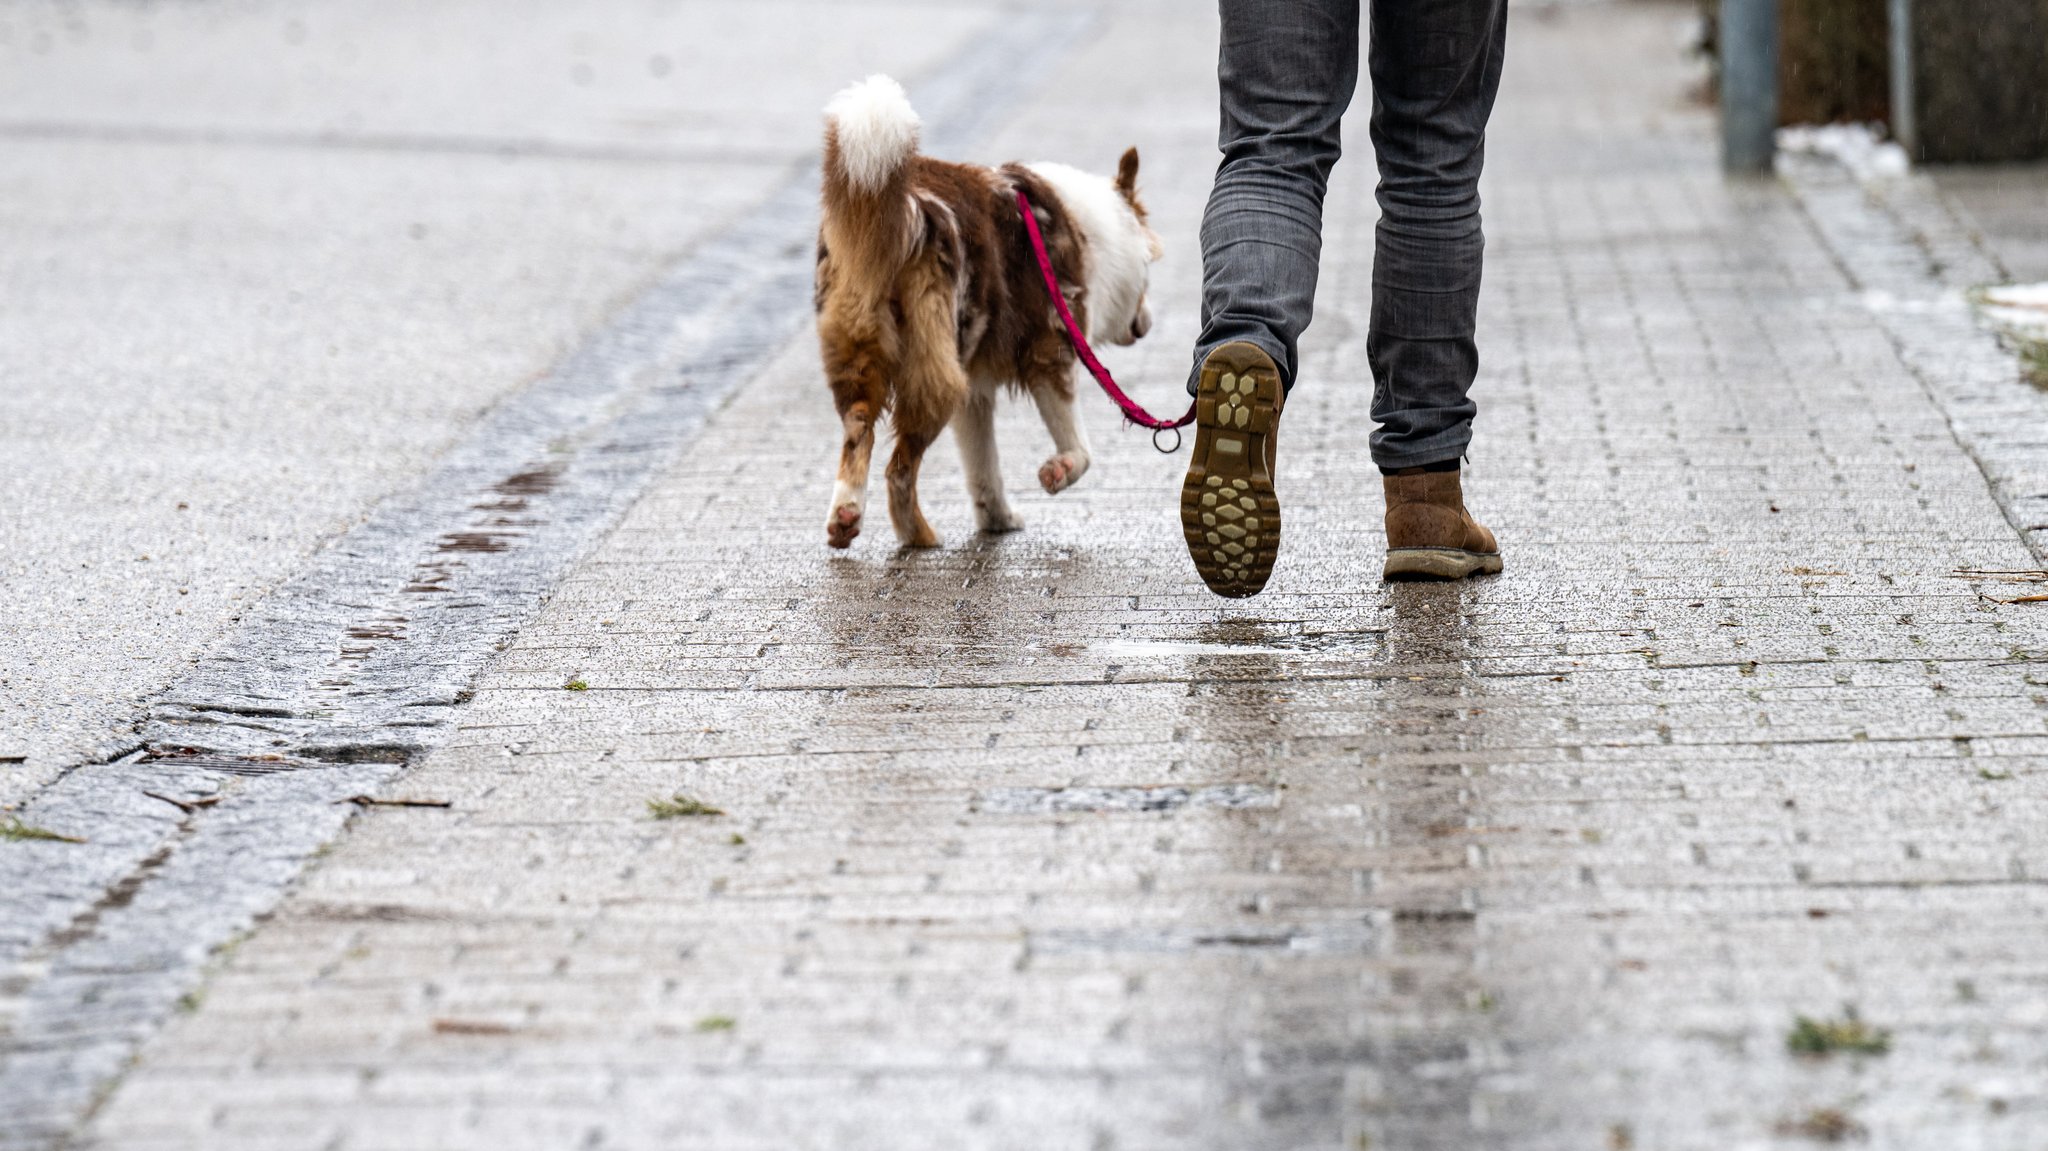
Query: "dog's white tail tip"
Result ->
[[825, 74, 920, 192]]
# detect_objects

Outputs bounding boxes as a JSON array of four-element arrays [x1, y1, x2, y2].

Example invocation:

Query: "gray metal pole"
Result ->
[[1888, 0, 1916, 158], [1720, 0, 1780, 173]]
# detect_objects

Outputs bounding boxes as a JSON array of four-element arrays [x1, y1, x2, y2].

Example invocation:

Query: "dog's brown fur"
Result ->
[[816, 88, 1154, 549]]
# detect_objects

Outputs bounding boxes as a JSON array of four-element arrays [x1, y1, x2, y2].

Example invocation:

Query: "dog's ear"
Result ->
[[1115, 147, 1141, 206]]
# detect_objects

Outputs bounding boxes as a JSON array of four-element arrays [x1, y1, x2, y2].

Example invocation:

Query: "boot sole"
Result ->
[[1181, 344, 1282, 598], [1383, 547, 1504, 581]]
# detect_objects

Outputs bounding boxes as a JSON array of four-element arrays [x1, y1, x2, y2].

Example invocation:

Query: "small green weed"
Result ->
[[0, 817, 84, 844], [563, 678, 589, 691], [1968, 287, 2048, 390], [695, 1015, 736, 1032], [1979, 768, 2015, 781], [2017, 337, 2048, 391], [1788, 1009, 1890, 1057], [1775, 1107, 1867, 1143], [648, 794, 724, 820]]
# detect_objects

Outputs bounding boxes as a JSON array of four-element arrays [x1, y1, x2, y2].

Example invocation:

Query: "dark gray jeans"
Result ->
[[1190, 0, 1508, 469]]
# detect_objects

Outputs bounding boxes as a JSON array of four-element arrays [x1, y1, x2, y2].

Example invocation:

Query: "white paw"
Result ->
[[826, 503, 862, 549], [1038, 453, 1088, 494], [976, 504, 1024, 534]]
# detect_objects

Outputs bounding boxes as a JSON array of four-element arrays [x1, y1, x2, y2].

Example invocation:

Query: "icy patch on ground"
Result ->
[[1980, 283, 2048, 332], [1977, 284, 2048, 369], [1779, 122, 1911, 180], [1860, 288, 1973, 318]]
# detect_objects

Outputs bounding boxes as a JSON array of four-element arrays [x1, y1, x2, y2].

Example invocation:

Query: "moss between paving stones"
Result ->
[[1788, 1010, 1892, 1057], [647, 795, 723, 820], [1775, 1107, 1868, 1142]]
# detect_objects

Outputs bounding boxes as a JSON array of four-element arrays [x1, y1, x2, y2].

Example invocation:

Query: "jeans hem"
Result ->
[[1370, 429, 1473, 471]]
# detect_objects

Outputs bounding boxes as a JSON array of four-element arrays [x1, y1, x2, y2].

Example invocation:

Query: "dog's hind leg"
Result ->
[[1031, 375, 1093, 494], [884, 428, 942, 548], [829, 400, 878, 548], [955, 379, 1020, 533], [885, 256, 968, 548], [822, 324, 889, 549]]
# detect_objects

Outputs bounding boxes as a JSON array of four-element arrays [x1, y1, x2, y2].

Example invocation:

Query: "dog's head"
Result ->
[[1027, 149, 1165, 348], [1110, 147, 1165, 345]]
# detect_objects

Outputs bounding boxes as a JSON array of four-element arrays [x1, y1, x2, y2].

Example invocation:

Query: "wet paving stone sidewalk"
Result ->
[[39, 3, 2048, 1149]]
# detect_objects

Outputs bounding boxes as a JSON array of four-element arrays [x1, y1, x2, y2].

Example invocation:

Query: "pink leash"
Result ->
[[1016, 189, 1194, 453]]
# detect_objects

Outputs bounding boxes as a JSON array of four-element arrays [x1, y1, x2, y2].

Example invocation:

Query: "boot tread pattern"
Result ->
[[1180, 348, 1281, 598]]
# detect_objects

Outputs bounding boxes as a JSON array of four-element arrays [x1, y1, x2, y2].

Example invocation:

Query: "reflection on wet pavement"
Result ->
[[1147, 584, 1506, 1148]]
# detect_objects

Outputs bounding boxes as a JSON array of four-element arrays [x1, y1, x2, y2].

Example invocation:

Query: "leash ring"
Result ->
[[1151, 425, 1182, 454]]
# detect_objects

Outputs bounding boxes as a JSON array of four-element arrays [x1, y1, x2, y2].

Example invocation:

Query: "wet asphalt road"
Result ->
[[7, 1, 2048, 1149]]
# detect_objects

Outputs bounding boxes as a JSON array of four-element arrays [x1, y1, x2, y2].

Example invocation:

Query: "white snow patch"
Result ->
[[1859, 288, 1970, 318], [1981, 283, 2048, 312], [1979, 283, 2048, 342], [1778, 122, 1910, 181]]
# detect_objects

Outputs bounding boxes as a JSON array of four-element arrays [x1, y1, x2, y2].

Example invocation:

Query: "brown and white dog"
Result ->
[[815, 75, 1162, 549]]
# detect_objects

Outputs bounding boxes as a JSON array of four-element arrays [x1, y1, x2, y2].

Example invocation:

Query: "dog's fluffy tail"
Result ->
[[822, 76, 921, 281], [826, 75, 919, 193]]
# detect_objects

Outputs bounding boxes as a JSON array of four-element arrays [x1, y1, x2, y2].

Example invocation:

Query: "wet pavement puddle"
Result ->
[[1094, 627, 1387, 660]]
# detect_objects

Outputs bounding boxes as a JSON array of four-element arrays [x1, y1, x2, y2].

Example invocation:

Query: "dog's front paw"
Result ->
[[975, 503, 1024, 534], [826, 504, 863, 549], [1038, 453, 1089, 494]]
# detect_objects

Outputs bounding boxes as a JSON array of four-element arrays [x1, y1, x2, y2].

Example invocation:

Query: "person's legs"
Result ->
[[1365, 0, 1508, 469], [1186, 0, 1508, 592], [1179, 0, 1351, 589], [1181, 0, 1356, 598], [1369, 0, 1509, 580], [1190, 0, 1361, 392]]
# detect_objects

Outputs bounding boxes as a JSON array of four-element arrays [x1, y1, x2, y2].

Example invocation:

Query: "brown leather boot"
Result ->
[[1382, 467, 1502, 581], [1181, 342, 1284, 597]]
